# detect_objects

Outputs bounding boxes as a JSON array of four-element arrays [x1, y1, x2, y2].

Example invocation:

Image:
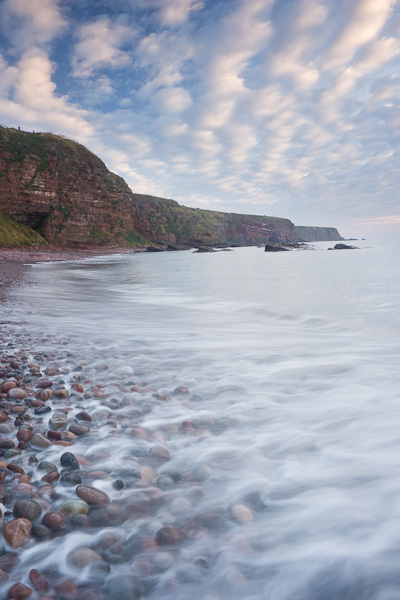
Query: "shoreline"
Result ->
[[0, 246, 143, 304]]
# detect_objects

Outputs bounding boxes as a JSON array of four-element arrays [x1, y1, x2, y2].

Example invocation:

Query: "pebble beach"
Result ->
[[0, 250, 250, 600]]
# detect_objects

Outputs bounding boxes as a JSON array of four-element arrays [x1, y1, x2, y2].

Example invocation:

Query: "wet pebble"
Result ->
[[231, 503, 254, 524], [76, 485, 110, 506], [13, 500, 42, 522], [6, 582, 33, 599], [60, 452, 80, 470], [69, 423, 90, 436], [7, 388, 28, 401], [157, 525, 181, 545], [59, 499, 89, 516], [42, 511, 66, 530], [60, 473, 82, 486], [54, 579, 78, 599], [67, 548, 102, 567], [29, 569, 48, 592], [3, 518, 31, 548], [102, 576, 141, 600], [30, 433, 52, 448]]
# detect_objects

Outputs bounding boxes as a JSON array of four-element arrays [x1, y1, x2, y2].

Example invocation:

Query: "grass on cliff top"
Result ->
[[0, 126, 131, 194], [0, 212, 47, 248]]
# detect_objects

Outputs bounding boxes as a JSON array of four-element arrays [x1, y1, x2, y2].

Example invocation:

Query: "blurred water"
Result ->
[[4, 240, 400, 599]]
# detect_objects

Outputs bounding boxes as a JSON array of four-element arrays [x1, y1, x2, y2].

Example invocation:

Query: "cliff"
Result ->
[[130, 194, 296, 246], [294, 226, 343, 242], [0, 126, 340, 248]]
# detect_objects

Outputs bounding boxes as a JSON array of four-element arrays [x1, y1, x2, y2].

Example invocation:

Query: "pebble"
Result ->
[[54, 579, 78, 599], [38, 460, 58, 473], [30, 433, 52, 448], [7, 582, 33, 599], [69, 423, 90, 436], [157, 525, 181, 545], [16, 429, 32, 443], [3, 518, 32, 548], [13, 500, 42, 522], [67, 548, 102, 567], [76, 485, 110, 506], [60, 452, 80, 470], [42, 511, 66, 530], [231, 503, 254, 524], [7, 388, 28, 400], [29, 569, 48, 592], [0, 438, 15, 449], [49, 412, 68, 429], [59, 499, 89, 516]]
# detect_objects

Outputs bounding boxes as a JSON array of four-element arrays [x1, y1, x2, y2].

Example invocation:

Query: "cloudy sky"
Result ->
[[0, 0, 399, 237]]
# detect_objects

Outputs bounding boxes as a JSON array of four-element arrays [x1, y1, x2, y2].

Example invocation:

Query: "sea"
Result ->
[[2, 239, 400, 599]]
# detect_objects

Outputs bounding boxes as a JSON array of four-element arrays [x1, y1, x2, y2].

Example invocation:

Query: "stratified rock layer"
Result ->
[[0, 126, 342, 247], [294, 226, 343, 242]]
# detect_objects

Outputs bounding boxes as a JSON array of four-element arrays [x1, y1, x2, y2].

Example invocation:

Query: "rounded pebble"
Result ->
[[13, 500, 42, 522], [3, 518, 32, 548], [76, 485, 110, 506], [60, 452, 80, 470], [67, 547, 102, 567], [7, 582, 33, 599]]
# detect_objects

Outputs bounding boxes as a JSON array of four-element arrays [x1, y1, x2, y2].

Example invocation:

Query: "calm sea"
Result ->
[[4, 239, 400, 599]]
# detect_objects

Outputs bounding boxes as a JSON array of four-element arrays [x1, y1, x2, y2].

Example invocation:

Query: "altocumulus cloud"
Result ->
[[0, 0, 399, 236]]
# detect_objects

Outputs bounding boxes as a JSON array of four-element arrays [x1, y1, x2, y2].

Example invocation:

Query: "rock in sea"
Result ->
[[76, 485, 110, 506], [3, 518, 32, 548]]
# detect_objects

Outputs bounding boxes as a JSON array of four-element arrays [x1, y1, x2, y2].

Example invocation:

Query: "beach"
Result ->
[[0, 243, 399, 600]]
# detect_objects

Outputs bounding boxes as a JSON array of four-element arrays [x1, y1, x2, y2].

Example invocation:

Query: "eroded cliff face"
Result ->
[[294, 226, 344, 242], [130, 194, 297, 246], [0, 127, 139, 247], [0, 126, 334, 248]]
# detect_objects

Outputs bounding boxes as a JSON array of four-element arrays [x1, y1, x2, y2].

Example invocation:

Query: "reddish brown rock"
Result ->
[[3, 518, 32, 548], [76, 485, 110, 506], [42, 511, 66, 530], [0, 438, 15, 449], [1, 382, 16, 393], [7, 582, 33, 599], [156, 525, 181, 545], [44, 366, 59, 376], [71, 383, 84, 393], [8, 388, 28, 400], [16, 429, 32, 443], [54, 580, 78, 599], [29, 569, 48, 592]]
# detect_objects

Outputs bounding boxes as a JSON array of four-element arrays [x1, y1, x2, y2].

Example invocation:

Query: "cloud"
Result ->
[[156, 0, 205, 26], [0, 54, 18, 95], [72, 18, 133, 78], [151, 86, 192, 114], [358, 215, 400, 225], [0, 0, 67, 51], [321, 36, 400, 115], [324, 0, 396, 70], [135, 31, 193, 96], [0, 48, 94, 140]]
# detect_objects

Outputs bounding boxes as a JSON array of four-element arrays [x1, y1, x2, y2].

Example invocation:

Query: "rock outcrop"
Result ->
[[0, 126, 342, 248], [294, 226, 343, 242]]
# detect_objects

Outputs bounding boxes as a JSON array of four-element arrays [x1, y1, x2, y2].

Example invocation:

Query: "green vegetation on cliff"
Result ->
[[0, 211, 47, 247]]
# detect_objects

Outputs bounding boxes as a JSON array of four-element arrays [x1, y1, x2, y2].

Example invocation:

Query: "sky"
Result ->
[[0, 0, 399, 238]]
